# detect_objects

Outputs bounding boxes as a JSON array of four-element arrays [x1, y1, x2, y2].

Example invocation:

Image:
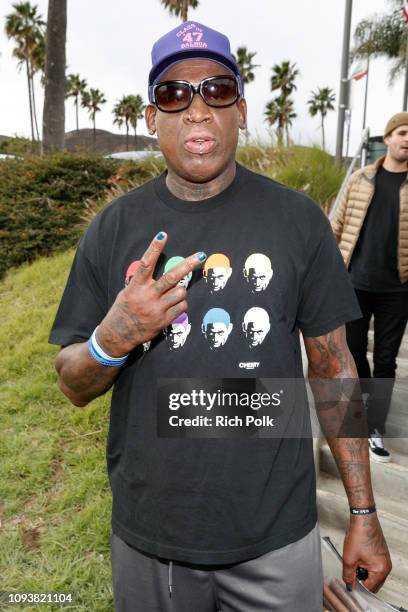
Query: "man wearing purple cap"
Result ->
[[50, 20, 391, 611]]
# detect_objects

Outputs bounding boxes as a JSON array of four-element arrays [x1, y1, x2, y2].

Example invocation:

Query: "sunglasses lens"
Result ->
[[202, 77, 238, 107], [155, 82, 191, 111]]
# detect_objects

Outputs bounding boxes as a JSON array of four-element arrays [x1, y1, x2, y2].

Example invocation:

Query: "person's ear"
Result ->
[[145, 104, 157, 135], [237, 97, 247, 130]]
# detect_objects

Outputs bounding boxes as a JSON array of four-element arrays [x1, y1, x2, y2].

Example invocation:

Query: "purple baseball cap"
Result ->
[[148, 21, 243, 103]]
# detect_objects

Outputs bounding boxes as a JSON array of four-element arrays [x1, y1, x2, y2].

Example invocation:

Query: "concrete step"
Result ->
[[386, 414, 408, 439], [384, 437, 408, 455], [317, 472, 408, 555], [318, 520, 408, 610], [396, 356, 408, 377], [320, 442, 408, 501]]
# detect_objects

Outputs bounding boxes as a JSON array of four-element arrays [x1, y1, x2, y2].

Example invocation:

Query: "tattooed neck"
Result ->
[[165, 163, 236, 202]]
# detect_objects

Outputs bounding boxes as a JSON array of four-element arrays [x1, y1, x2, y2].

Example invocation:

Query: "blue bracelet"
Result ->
[[88, 327, 129, 367]]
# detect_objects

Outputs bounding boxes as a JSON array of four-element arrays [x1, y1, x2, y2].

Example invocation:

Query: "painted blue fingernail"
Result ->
[[157, 232, 165, 240], [346, 583, 352, 592], [197, 252, 207, 261]]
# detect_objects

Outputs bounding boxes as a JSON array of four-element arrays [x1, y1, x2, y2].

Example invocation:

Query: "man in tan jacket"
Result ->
[[331, 112, 408, 463]]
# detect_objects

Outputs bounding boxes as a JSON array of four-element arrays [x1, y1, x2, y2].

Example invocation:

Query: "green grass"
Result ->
[[0, 251, 113, 611]]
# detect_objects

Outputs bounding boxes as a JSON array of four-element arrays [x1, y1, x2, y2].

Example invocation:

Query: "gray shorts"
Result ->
[[110, 523, 323, 611]]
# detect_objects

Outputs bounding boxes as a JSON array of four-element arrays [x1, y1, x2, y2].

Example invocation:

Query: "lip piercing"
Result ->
[[199, 142, 204, 155]]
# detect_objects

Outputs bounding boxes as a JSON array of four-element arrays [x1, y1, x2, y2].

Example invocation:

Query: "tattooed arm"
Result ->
[[304, 325, 392, 592], [56, 233, 205, 407]]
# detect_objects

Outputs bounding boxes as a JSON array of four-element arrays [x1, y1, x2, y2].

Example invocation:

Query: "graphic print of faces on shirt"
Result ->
[[164, 256, 193, 288], [162, 257, 192, 350], [242, 307, 270, 348], [203, 253, 232, 293], [125, 260, 151, 352], [243, 253, 273, 293], [201, 308, 233, 350], [164, 313, 191, 351]]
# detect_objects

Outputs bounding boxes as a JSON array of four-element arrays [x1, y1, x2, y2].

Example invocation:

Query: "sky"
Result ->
[[0, 0, 404, 154]]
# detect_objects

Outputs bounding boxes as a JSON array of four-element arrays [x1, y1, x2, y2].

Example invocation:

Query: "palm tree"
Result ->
[[12, 30, 45, 141], [42, 0, 67, 152], [270, 61, 299, 98], [265, 95, 296, 146], [29, 33, 45, 141], [113, 95, 146, 150], [66, 74, 88, 132], [128, 95, 146, 148], [233, 47, 259, 143], [351, 0, 405, 85], [268, 61, 299, 146], [308, 87, 336, 151], [82, 88, 107, 144], [5, 2, 46, 143], [160, 0, 199, 22], [113, 98, 128, 150], [234, 47, 259, 86]]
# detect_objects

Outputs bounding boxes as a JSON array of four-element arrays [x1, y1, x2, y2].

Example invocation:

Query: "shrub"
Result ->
[[271, 146, 345, 214], [0, 152, 163, 277], [0, 136, 39, 156]]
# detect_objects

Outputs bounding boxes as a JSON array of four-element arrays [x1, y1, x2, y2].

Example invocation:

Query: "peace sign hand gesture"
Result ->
[[97, 232, 206, 357]]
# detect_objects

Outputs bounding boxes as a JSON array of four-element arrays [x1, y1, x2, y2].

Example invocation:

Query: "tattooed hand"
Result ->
[[343, 513, 392, 592], [97, 232, 206, 356]]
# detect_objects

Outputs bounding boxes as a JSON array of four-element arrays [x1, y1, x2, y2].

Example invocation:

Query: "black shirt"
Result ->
[[350, 166, 408, 292], [49, 164, 361, 564]]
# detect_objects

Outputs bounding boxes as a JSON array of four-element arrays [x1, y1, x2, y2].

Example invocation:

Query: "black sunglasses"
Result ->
[[153, 75, 239, 113]]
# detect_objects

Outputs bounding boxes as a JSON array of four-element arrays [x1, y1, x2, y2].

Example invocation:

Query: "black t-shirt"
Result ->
[[350, 166, 408, 292], [49, 164, 361, 564]]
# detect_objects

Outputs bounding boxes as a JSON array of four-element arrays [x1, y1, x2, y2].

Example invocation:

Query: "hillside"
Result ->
[[0, 128, 158, 154], [64, 128, 158, 153]]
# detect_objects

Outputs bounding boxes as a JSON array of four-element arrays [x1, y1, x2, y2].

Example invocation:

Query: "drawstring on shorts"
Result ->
[[168, 560, 173, 598]]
